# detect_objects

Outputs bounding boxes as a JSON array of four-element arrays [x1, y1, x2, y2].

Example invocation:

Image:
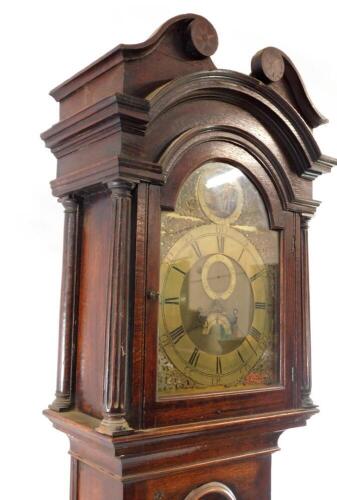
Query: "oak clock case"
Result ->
[[41, 13, 336, 500]]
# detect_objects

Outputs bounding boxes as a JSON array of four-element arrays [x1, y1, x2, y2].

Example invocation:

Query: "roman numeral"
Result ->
[[216, 226, 225, 253], [250, 326, 262, 343], [170, 325, 185, 344], [172, 265, 186, 276], [188, 348, 200, 367], [190, 241, 202, 258], [250, 268, 266, 282], [164, 297, 180, 305], [255, 302, 266, 309], [216, 356, 222, 374], [237, 350, 245, 364], [246, 337, 257, 355]]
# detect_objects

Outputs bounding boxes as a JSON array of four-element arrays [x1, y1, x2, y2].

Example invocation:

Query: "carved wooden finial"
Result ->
[[186, 17, 218, 58], [251, 47, 285, 82], [251, 46, 327, 128]]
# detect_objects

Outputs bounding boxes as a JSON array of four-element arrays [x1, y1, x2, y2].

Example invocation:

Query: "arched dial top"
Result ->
[[157, 162, 280, 398]]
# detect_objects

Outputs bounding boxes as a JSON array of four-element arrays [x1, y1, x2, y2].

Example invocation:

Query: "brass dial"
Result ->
[[159, 224, 271, 386], [157, 161, 279, 396], [201, 253, 236, 301]]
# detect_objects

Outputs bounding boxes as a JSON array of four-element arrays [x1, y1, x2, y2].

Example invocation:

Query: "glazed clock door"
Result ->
[[144, 154, 296, 427], [158, 162, 279, 396]]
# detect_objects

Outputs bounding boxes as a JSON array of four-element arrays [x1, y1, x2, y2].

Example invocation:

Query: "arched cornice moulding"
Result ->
[[148, 70, 337, 182], [159, 126, 288, 228]]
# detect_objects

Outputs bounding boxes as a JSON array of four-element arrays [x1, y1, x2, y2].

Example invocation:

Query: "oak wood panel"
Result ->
[[77, 461, 122, 500], [124, 456, 271, 500], [75, 192, 112, 418], [129, 182, 150, 428]]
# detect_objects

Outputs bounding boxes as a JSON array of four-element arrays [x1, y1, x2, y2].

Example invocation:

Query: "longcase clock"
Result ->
[[41, 14, 336, 500]]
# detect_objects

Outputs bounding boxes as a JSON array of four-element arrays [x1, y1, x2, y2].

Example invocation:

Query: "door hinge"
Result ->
[[291, 366, 295, 382]]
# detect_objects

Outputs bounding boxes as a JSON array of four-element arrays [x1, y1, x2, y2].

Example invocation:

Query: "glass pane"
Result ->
[[157, 162, 280, 398]]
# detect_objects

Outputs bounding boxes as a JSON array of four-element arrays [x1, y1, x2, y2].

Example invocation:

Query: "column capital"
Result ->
[[300, 214, 311, 229], [106, 179, 136, 195], [58, 195, 79, 213]]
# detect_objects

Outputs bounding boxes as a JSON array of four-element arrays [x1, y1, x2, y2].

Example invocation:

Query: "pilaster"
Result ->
[[96, 180, 135, 435]]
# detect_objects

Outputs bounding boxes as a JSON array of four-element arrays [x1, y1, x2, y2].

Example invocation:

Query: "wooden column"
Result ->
[[50, 196, 80, 411], [300, 215, 314, 407], [96, 180, 135, 436]]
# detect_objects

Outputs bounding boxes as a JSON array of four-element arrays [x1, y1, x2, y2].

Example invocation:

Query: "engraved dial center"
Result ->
[[178, 251, 254, 356], [201, 254, 236, 300], [206, 261, 229, 293]]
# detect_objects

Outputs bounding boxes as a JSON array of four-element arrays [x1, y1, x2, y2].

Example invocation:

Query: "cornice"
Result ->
[[148, 69, 337, 180], [312, 154, 337, 177], [49, 14, 218, 102], [158, 125, 322, 218], [41, 79, 337, 202], [50, 155, 163, 197], [41, 93, 149, 159]]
